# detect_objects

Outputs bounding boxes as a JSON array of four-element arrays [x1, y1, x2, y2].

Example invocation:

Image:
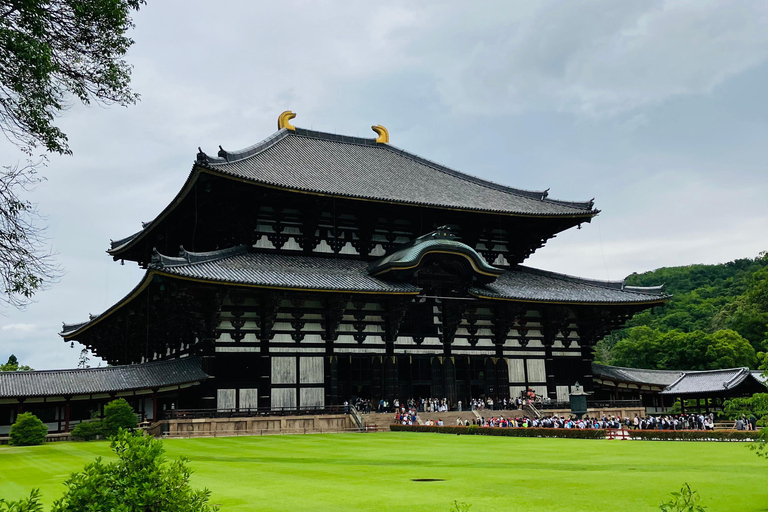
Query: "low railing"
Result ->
[[534, 399, 642, 410], [349, 405, 365, 431], [586, 399, 642, 409], [163, 405, 347, 420]]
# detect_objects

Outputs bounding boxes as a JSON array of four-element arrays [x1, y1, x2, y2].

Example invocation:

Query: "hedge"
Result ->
[[626, 429, 760, 442], [390, 425, 761, 441], [70, 420, 103, 441], [390, 424, 606, 439]]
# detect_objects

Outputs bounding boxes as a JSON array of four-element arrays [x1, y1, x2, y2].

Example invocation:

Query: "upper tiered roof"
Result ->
[[198, 127, 596, 216], [109, 115, 598, 258]]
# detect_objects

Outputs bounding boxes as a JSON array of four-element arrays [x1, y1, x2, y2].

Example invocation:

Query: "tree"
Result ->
[[9, 412, 47, 446], [101, 398, 137, 437], [1, 354, 32, 371], [0, 0, 145, 308], [51, 430, 219, 512], [0, 162, 58, 308]]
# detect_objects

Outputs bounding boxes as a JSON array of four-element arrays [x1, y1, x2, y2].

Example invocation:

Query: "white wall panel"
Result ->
[[217, 389, 236, 409], [272, 357, 296, 384], [509, 386, 526, 399], [239, 388, 259, 409], [526, 359, 546, 382], [300, 357, 324, 384], [507, 359, 526, 382], [300, 388, 325, 408], [271, 388, 296, 409]]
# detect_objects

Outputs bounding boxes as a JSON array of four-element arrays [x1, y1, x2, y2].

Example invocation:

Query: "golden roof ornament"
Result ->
[[371, 124, 389, 144], [277, 110, 296, 131]]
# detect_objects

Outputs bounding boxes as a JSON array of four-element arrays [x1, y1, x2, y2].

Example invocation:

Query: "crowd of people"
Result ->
[[357, 394, 755, 432]]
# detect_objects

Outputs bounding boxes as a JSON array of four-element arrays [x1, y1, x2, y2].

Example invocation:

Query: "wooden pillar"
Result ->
[[543, 342, 557, 401], [443, 357, 457, 407], [64, 397, 71, 432], [580, 344, 595, 393], [152, 389, 158, 422], [383, 356, 399, 402]]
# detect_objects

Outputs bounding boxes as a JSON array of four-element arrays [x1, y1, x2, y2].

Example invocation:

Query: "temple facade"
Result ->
[[54, 112, 668, 415]]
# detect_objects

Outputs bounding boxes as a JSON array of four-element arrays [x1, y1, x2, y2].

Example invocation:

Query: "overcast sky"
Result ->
[[1, 0, 766, 370]]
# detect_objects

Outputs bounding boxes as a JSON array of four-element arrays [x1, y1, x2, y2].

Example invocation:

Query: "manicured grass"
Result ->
[[1, 432, 766, 511]]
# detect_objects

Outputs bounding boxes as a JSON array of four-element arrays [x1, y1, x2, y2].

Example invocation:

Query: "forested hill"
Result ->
[[594, 252, 768, 371]]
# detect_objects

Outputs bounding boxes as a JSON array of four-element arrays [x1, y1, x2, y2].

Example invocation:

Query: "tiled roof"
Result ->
[[470, 266, 670, 304], [0, 357, 208, 398], [198, 128, 596, 217], [661, 367, 767, 395], [592, 363, 682, 386], [65, 247, 666, 339], [152, 246, 421, 294]]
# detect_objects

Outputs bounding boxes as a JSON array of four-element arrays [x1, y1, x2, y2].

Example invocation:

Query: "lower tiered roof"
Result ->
[[62, 245, 669, 339]]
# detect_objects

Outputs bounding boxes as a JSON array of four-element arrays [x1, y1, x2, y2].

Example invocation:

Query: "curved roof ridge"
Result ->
[[516, 266, 667, 296], [516, 265, 626, 290], [198, 129, 290, 165], [623, 284, 666, 294], [591, 363, 684, 374], [151, 245, 249, 268]]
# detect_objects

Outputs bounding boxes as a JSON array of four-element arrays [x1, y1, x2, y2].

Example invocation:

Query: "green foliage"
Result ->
[[9, 412, 47, 446], [627, 430, 759, 442], [0, 489, 44, 512], [50, 430, 219, 512], [600, 253, 768, 369], [659, 483, 706, 512], [390, 424, 606, 439], [750, 428, 768, 459], [0, 0, 144, 155], [1, 354, 32, 371], [0, 1, 145, 308], [70, 420, 102, 441], [724, 393, 768, 459], [101, 398, 137, 437], [609, 327, 756, 370]]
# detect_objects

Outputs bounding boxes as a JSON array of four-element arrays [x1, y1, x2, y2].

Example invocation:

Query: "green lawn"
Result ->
[[1, 432, 766, 511]]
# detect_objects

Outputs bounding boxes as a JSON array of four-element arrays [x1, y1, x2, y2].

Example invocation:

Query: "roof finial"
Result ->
[[278, 110, 297, 131], [371, 124, 389, 143]]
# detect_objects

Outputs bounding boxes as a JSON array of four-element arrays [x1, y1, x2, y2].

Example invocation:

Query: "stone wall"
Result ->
[[158, 413, 354, 438]]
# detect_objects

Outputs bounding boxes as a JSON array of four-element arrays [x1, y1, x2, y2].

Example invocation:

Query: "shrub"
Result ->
[[70, 420, 103, 441], [50, 430, 219, 512], [0, 488, 43, 512], [101, 398, 137, 437], [659, 483, 707, 512], [9, 412, 48, 446]]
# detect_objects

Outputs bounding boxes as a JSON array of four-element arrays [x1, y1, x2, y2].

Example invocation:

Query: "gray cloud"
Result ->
[[0, 1, 766, 369]]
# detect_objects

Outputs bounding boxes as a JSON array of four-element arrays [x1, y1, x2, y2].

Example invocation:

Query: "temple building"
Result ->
[[2, 112, 673, 431]]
